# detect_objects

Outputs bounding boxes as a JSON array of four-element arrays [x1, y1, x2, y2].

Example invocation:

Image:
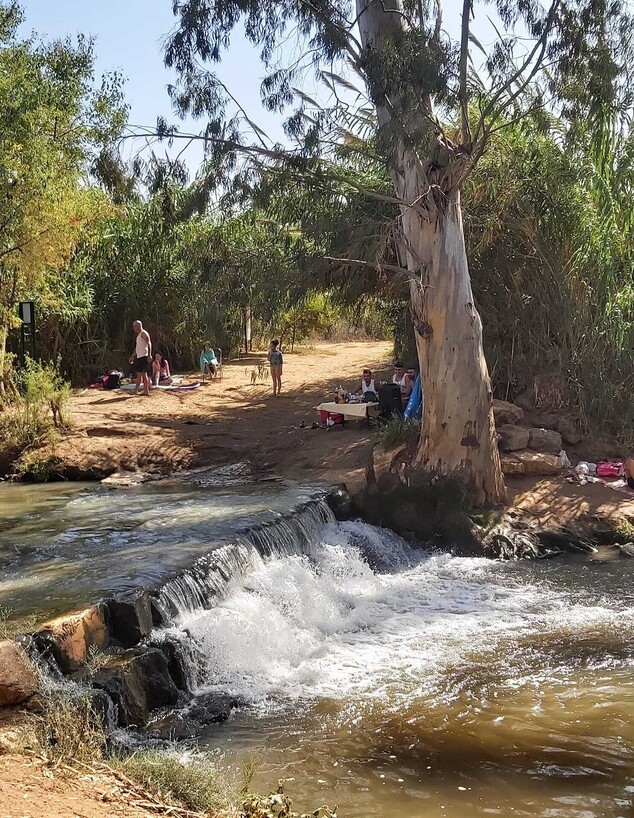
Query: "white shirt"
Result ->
[[361, 379, 376, 395], [392, 374, 407, 388], [135, 330, 150, 358]]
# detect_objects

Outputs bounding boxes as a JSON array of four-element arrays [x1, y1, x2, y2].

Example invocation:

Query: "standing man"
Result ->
[[129, 320, 152, 396]]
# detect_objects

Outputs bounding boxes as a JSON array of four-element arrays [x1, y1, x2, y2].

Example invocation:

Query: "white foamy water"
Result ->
[[179, 520, 634, 707]]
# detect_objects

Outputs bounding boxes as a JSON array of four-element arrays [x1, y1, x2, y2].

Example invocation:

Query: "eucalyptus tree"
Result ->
[[163, 0, 628, 504]]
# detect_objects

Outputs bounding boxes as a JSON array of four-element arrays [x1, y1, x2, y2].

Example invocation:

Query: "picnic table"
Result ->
[[315, 401, 380, 425]]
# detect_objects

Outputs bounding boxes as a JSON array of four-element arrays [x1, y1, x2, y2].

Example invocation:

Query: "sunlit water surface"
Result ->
[[0, 471, 325, 623], [173, 521, 634, 818]]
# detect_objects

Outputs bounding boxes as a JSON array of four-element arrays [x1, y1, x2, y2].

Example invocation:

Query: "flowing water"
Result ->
[[0, 469, 327, 623], [4, 479, 634, 816], [165, 519, 634, 818]]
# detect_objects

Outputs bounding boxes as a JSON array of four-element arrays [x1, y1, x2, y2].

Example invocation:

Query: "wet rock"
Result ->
[[0, 640, 39, 707], [106, 591, 153, 648], [498, 425, 530, 452], [187, 692, 243, 725], [36, 605, 109, 673], [616, 542, 634, 558], [513, 450, 561, 476], [528, 428, 563, 454], [326, 487, 353, 520], [500, 454, 526, 476], [149, 637, 190, 692], [91, 648, 179, 727], [492, 400, 524, 426]]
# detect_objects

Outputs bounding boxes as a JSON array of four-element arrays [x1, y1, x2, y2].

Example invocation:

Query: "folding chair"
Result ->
[[212, 348, 223, 380]]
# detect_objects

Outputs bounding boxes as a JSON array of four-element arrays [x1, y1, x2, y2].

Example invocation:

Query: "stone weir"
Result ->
[[0, 488, 351, 728]]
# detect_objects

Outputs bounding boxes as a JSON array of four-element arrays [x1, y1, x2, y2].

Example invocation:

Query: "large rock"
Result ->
[[493, 400, 524, 426], [557, 416, 584, 446], [91, 647, 179, 727], [37, 605, 109, 673], [528, 428, 563, 454], [500, 455, 526, 476], [514, 450, 561, 476], [0, 640, 39, 707], [498, 425, 530, 452], [106, 591, 153, 648]]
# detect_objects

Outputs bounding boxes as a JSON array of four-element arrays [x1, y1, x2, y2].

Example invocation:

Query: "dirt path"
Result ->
[[53, 341, 393, 492], [0, 756, 165, 818], [49, 339, 634, 521]]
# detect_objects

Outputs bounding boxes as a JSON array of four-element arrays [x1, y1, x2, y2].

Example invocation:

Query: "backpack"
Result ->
[[104, 371, 121, 390]]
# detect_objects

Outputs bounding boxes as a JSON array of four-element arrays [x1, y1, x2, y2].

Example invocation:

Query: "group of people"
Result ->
[[356, 360, 418, 406], [128, 320, 220, 396]]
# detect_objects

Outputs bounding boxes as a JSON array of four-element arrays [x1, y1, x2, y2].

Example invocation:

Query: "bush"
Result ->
[[0, 358, 71, 458], [374, 415, 420, 450], [27, 689, 107, 766]]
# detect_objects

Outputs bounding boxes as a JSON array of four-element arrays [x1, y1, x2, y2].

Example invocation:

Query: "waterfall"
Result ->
[[156, 497, 335, 621]]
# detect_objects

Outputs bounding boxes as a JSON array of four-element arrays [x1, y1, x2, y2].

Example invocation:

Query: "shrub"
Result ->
[[374, 415, 420, 450], [0, 358, 71, 459]]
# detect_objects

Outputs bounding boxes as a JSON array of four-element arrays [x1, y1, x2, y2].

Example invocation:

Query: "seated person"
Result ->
[[393, 361, 412, 403], [357, 368, 378, 402], [200, 342, 218, 377], [151, 352, 172, 386]]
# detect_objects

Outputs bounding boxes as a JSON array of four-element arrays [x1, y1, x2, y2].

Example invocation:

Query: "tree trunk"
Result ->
[[356, 0, 505, 506]]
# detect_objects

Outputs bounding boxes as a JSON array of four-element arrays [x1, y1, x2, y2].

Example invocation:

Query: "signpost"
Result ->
[[18, 301, 36, 364]]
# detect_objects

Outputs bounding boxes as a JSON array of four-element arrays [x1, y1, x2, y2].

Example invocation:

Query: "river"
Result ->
[[3, 479, 634, 817]]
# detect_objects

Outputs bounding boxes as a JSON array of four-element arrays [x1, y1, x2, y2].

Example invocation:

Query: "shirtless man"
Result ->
[[129, 320, 152, 396]]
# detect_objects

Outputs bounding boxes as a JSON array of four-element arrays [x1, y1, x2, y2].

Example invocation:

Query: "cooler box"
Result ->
[[320, 410, 344, 424]]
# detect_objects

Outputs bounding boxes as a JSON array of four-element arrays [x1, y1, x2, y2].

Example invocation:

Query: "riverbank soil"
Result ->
[[29, 339, 634, 524], [49, 341, 393, 493], [0, 755, 164, 818]]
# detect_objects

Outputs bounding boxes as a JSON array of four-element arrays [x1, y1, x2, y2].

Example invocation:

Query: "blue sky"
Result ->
[[19, 0, 492, 174], [20, 0, 291, 171]]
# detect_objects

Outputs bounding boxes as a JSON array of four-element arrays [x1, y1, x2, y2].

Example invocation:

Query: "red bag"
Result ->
[[320, 410, 344, 425], [596, 461, 623, 478]]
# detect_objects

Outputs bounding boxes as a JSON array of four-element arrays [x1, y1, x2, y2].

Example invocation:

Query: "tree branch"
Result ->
[[459, 0, 472, 145], [325, 255, 414, 274]]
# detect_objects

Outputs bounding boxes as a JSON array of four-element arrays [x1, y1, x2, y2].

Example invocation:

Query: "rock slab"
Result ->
[[502, 450, 562, 476], [493, 400, 524, 426], [91, 647, 179, 727], [498, 425, 530, 452], [528, 428, 563, 454], [0, 640, 39, 707], [106, 591, 153, 648], [38, 605, 108, 673]]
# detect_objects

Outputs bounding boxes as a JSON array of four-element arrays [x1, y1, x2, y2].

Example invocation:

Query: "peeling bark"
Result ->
[[356, 0, 505, 506]]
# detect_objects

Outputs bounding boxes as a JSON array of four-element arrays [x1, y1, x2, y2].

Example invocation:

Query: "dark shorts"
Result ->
[[627, 477, 634, 490], [134, 356, 148, 373]]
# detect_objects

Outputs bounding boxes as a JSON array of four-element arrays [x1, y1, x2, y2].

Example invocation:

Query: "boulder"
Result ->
[[186, 692, 243, 725], [91, 647, 179, 727], [0, 641, 39, 707], [500, 455, 526, 476], [528, 428, 563, 454], [106, 591, 153, 648], [514, 450, 561, 476], [492, 400, 524, 426], [557, 416, 584, 446], [497, 425, 530, 452], [37, 605, 108, 673]]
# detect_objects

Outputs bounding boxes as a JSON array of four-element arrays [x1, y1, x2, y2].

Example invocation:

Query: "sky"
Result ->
[[19, 0, 292, 172], [19, 0, 492, 175]]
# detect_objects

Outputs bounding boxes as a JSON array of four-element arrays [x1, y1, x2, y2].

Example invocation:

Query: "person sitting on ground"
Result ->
[[393, 360, 413, 404], [200, 342, 218, 379], [267, 338, 283, 396], [624, 456, 634, 489], [357, 368, 378, 402], [151, 352, 173, 386]]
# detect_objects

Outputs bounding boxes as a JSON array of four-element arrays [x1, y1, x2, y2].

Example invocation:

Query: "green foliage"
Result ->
[[28, 689, 107, 766], [374, 415, 420, 451], [0, 358, 70, 459], [242, 789, 336, 818]]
